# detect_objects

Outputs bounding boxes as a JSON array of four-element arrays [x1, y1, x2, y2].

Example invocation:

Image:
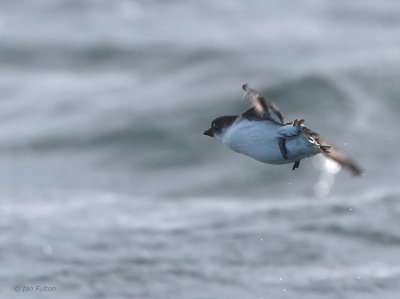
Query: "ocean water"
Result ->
[[0, 0, 400, 298]]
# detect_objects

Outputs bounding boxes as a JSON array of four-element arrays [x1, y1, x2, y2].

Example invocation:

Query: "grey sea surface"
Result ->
[[0, 0, 400, 298]]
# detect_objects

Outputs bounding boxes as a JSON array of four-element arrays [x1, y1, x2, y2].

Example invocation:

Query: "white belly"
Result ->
[[221, 120, 320, 164]]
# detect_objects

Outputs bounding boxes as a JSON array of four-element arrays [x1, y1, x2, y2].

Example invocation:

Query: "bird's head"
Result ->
[[203, 116, 237, 139]]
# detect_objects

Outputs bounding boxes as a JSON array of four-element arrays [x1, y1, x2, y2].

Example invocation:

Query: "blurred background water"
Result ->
[[0, 0, 400, 298]]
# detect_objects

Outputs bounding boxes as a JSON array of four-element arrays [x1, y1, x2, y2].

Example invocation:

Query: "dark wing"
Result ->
[[302, 126, 363, 176], [242, 84, 285, 125], [319, 138, 363, 176]]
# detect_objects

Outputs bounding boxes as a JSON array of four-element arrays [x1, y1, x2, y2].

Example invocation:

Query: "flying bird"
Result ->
[[203, 84, 362, 175]]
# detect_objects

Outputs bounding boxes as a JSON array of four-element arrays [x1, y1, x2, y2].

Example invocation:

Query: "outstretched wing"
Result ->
[[318, 138, 363, 176], [302, 126, 363, 176], [242, 84, 285, 125]]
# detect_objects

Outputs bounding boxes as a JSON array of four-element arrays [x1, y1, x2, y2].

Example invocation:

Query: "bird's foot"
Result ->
[[292, 161, 300, 171]]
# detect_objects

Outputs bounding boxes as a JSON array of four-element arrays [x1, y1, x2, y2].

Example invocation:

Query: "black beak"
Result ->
[[203, 128, 213, 137]]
